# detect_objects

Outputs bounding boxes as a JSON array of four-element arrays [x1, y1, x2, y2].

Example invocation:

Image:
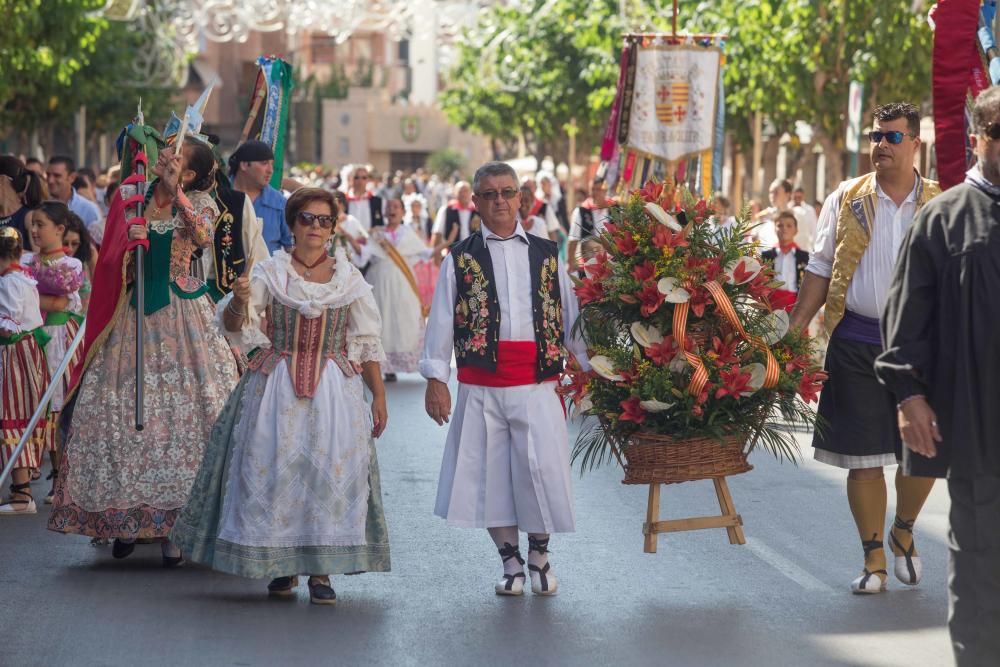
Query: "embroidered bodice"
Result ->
[[248, 301, 354, 398], [147, 189, 216, 283]]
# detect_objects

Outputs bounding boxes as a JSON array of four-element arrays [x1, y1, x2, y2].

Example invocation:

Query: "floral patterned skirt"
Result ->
[[48, 293, 240, 540]]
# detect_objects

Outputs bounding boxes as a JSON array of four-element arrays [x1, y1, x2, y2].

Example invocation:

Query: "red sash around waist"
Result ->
[[457, 341, 556, 387]]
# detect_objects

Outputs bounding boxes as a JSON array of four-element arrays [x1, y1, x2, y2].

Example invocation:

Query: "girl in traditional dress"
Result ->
[[22, 202, 86, 504], [48, 138, 240, 566], [0, 227, 50, 515], [172, 188, 390, 605], [362, 197, 430, 380]]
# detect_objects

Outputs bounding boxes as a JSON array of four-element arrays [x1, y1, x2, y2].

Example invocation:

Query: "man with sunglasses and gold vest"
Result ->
[[421, 161, 589, 597], [790, 102, 941, 595]]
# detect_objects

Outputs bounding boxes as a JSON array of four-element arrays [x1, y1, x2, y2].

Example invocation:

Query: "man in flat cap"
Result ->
[[229, 140, 293, 255]]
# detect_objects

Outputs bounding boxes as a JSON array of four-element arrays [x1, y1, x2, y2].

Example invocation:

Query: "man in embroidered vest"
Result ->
[[566, 176, 615, 275], [343, 164, 385, 232], [421, 161, 590, 597], [790, 102, 941, 595], [429, 180, 480, 250]]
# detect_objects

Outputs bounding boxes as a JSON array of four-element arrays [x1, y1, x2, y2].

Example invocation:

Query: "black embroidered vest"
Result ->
[[444, 207, 481, 241], [208, 187, 248, 302], [369, 196, 385, 228], [577, 206, 595, 238], [451, 231, 564, 381]]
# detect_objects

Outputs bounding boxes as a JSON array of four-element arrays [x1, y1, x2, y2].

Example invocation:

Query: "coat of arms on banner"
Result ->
[[401, 116, 421, 143], [625, 45, 721, 162]]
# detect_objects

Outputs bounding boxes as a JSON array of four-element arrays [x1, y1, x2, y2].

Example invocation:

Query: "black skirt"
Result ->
[[812, 336, 901, 469]]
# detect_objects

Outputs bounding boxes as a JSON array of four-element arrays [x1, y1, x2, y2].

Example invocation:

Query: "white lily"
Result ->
[[656, 277, 691, 303], [639, 399, 675, 412], [630, 321, 664, 348], [668, 354, 689, 374], [590, 355, 624, 381], [644, 202, 683, 231], [725, 257, 763, 285], [744, 363, 766, 394], [763, 309, 790, 345]]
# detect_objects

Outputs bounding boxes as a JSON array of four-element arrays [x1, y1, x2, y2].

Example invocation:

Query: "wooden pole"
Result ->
[[751, 112, 763, 198], [566, 117, 577, 214]]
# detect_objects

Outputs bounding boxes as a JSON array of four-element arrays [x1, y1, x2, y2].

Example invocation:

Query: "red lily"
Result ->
[[708, 336, 741, 367], [715, 364, 754, 400], [619, 396, 647, 424], [615, 232, 639, 256], [797, 372, 823, 404], [603, 222, 618, 238], [557, 364, 592, 406], [586, 251, 613, 281], [637, 180, 665, 203], [747, 272, 774, 302], [574, 278, 605, 305], [687, 286, 713, 318], [644, 336, 678, 366], [652, 224, 688, 252], [630, 260, 657, 282], [637, 280, 665, 317]]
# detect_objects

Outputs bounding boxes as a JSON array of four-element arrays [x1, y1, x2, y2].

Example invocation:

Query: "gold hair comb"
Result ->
[[0, 226, 21, 240]]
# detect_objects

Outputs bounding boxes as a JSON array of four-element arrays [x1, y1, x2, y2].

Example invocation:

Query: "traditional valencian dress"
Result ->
[[21, 252, 85, 451], [362, 224, 430, 373], [48, 186, 240, 540], [171, 247, 391, 578], [421, 223, 589, 533], [0, 267, 49, 471]]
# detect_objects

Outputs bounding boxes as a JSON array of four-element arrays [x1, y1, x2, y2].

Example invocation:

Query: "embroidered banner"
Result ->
[[624, 45, 722, 164]]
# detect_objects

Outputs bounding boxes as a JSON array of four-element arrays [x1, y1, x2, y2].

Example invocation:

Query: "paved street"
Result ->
[[2, 373, 953, 667]]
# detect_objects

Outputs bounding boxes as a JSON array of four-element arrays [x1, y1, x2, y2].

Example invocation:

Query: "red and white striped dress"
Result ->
[[23, 253, 85, 451], [0, 269, 49, 470]]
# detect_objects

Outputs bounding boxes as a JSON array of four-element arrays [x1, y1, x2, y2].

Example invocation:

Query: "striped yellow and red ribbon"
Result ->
[[673, 280, 781, 397]]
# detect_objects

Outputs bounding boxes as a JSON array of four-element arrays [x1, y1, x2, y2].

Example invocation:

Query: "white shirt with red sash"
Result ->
[[420, 222, 589, 534]]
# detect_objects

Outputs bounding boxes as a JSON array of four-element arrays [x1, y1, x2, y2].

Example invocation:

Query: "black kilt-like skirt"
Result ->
[[812, 336, 901, 469]]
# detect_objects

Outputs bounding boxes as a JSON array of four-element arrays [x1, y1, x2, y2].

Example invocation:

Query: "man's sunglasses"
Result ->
[[296, 211, 336, 228], [868, 131, 916, 145], [982, 123, 1000, 140], [476, 187, 519, 201]]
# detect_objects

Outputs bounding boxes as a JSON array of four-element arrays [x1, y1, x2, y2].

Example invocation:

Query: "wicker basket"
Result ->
[[615, 431, 753, 485]]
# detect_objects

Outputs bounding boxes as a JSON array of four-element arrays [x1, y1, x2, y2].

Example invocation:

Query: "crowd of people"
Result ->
[[0, 94, 997, 664]]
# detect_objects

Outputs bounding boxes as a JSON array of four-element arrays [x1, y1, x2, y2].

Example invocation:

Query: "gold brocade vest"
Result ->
[[824, 172, 941, 334]]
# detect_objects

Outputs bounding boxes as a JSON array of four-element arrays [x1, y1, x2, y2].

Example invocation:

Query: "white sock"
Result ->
[[528, 534, 551, 572], [161, 540, 181, 559], [488, 526, 523, 576]]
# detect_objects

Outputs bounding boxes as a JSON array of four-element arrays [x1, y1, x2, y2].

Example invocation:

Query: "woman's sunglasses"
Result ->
[[296, 211, 336, 229], [868, 131, 915, 145], [982, 123, 1000, 141]]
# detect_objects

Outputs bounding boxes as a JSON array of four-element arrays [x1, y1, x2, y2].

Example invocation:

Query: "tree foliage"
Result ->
[[0, 0, 179, 141], [440, 0, 674, 160], [682, 0, 933, 164], [442, 0, 933, 187]]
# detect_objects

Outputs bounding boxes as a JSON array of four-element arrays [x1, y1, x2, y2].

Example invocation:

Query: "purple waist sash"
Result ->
[[832, 310, 883, 346]]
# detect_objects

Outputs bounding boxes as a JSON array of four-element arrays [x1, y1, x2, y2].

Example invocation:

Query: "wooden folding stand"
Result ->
[[642, 477, 746, 553]]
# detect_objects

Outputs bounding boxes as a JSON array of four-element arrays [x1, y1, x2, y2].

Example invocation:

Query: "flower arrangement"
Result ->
[[561, 180, 825, 471]]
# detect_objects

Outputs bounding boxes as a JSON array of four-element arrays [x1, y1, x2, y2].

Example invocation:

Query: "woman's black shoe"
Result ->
[[112, 539, 136, 559], [307, 577, 337, 605], [267, 576, 298, 597], [162, 555, 184, 569], [383, 373, 397, 382]]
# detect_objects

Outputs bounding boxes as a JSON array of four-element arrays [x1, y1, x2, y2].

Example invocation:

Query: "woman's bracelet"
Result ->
[[897, 394, 926, 411], [226, 299, 246, 317]]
